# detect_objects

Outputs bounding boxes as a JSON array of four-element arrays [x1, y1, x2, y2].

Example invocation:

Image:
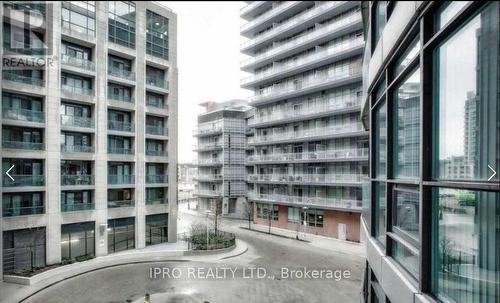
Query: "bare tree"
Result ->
[[243, 200, 253, 230]]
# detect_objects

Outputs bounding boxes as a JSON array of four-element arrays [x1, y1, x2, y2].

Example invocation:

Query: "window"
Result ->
[[392, 36, 420, 79], [431, 188, 499, 303], [146, 10, 169, 60], [61, 190, 92, 212], [392, 187, 419, 240], [107, 83, 132, 102], [392, 241, 419, 279], [146, 214, 168, 245], [287, 207, 300, 223], [146, 65, 166, 87], [107, 217, 135, 253], [146, 93, 166, 108], [372, 1, 387, 49], [374, 102, 387, 177], [108, 1, 136, 48], [374, 183, 386, 246], [435, 1, 470, 31], [2, 192, 44, 217], [61, 41, 92, 61], [433, 2, 499, 182], [393, 68, 420, 178], [61, 222, 95, 262], [62, 1, 96, 37], [304, 209, 324, 228], [2, 228, 46, 274], [62, 72, 92, 93], [256, 203, 278, 220], [2, 126, 43, 146]]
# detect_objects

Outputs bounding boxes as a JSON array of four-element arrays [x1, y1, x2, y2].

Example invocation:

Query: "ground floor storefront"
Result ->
[[252, 203, 360, 242]]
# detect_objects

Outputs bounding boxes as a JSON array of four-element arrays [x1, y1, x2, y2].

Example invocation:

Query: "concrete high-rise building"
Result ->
[[360, 2, 499, 303], [240, 1, 368, 241], [0, 1, 178, 278], [193, 100, 251, 218]]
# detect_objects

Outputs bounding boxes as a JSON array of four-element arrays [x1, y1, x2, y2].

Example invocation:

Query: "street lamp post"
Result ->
[[205, 210, 212, 250], [302, 206, 308, 240]]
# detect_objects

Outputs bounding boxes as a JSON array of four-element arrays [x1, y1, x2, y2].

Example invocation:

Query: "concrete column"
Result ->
[[45, 2, 62, 265], [94, 1, 110, 256], [0, 3, 4, 280], [135, 3, 146, 249]]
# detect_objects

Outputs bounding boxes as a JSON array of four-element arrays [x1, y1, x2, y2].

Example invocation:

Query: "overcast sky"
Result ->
[[160, 1, 251, 163]]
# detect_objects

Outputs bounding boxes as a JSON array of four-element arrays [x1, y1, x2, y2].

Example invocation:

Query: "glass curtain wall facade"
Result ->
[[362, 2, 499, 303]]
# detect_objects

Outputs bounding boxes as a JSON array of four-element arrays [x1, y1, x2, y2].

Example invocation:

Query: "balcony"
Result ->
[[248, 98, 361, 127], [108, 92, 134, 103], [61, 175, 94, 186], [108, 174, 135, 185], [196, 158, 223, 166], [194, 174, 223, 181], [241, 38, 364, 87], [146, 76, 168, 90], [61, 145, 94, 153], [241, 12, 362, 68], [248, 192, 362, 211], [108, 120, 134, 132], [3, 1, 46, 16], [146, 175, 168, 184], [108, 66, 135, 81], [61, 114, 94, 129], [247, 148, 369, 163], [61, 54, 95, 71], [146, 149, 167, 157], [240, 2, 301, 35], [2, 108, 44, 123], [251, 123, 366, 145], [193, 125, 223, 137], [3, 205, 44, 217], [108, 146, 134, 155], [247, 173, 363, 185], [61, 203, 94, 212], [108, 200, 135, 208], [3, 72, 44, 86], [3, 175, 44, 187], [241, 1, 347, 51], [146, 198, 167, 205], [250, 66, 362, 105], [146, 98, 168, 110], [61, 85, 94, 97], [193, 142, 222, 151], [195, 189, 222, 197], [2, 140, 44, 150], [146, 125, 168, 136]]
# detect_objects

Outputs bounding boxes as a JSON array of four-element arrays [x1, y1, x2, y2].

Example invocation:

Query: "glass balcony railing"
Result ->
[[108, 66, 135, 81], [241, 12, 362, 67], [247, 148, 369, 163], [61, 114, 94, 128], [196, 158, 223, 165], [252, 124, 365, 144], [3, 1, 46, 16], [61, 85, 94, 97], [193, 124, 223, 136], [248, 192, 362, 210], [3, 43, 46, 55], [3, 175, 45, 187], [61, 175, 94, 186], [107, 200, 134, 208], [146, 98, 168, 110], [146, 198, 167, 205], [146, 149, 167, 157], [146, 125, 168, 136], [146, 175, 168, 184], [241, 38, 364, 85], [61, 145, 94, 153], [108, 146, 134, 155], [241, 2, 344, 49], [247, 173, 364, 184], [195, 174, 223, 181], [193, 142, 222, 150], [2, 205, 44, 217], [2, 72, 44, 86], [2, 108, 44, 123], [108, 120, 134, 132], [146, 76, 168, 89], [61, 203, 94, 212], [2, 140, 44, 150], [195, 189, 222, 197], [251, 66, 362, 103], [240, 1, 295, 32], [249, 98, 361, 126], [108, 174, 135, 185], [108, 91, 134, 103], [61, 54, 95, 71]]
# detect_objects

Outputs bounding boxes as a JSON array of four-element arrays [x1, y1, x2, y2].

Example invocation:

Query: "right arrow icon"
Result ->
[[488, 165, 497, 181]]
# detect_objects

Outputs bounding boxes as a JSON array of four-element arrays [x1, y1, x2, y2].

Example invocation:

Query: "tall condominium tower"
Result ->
[[240, 1, 368, 241], [193, 100, 251, 219], [0, 1, 178, 278]]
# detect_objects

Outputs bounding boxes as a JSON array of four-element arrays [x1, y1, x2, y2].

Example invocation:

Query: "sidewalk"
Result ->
[[0, 239, 247, 303], [243, 223, 364, 258]]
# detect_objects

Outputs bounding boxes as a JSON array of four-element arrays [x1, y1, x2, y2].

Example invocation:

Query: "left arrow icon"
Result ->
[[6, 165, 15, 181]]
